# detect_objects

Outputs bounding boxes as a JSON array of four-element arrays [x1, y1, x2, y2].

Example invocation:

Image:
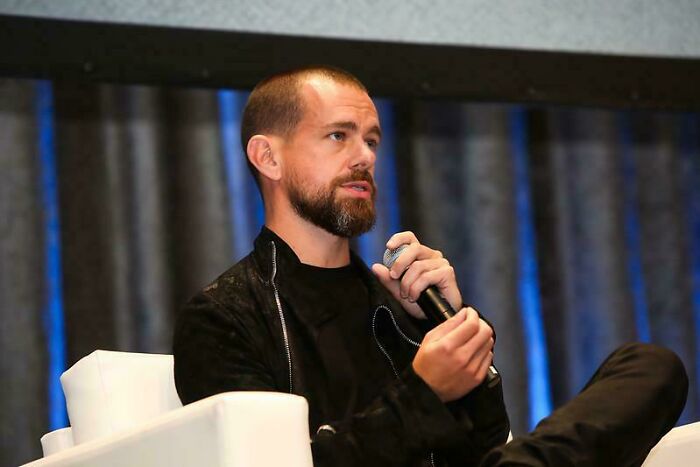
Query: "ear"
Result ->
[[247, 135, 281, 182]]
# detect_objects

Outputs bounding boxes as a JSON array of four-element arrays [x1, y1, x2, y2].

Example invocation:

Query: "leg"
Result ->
[[481, 343, 688, 467]]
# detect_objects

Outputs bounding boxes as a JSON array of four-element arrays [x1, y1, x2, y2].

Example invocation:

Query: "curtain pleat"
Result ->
[[547, 109, 637, 396], [3, 78, 700, 462], [631, 112, 697, 423], [403, 102, 529, 433], [164, 87, 233, 308], [0, 80, 48, 466]]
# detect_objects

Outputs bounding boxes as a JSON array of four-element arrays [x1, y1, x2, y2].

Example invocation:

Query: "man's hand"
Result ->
[[413, 307, 494, 402], [371, 231, 462, 320]]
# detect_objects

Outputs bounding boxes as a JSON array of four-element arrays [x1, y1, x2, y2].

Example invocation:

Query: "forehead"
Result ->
[[297, 77, 379, 128]]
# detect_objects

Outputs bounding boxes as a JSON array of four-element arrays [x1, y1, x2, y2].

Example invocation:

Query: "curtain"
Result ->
[[1, 79, 699, 466]]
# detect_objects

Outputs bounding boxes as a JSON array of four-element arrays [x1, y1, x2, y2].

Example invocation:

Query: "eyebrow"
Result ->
[[325, 121, 382, 139]]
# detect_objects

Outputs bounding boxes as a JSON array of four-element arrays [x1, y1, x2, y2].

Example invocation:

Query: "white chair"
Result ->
[[23, 350, 313, 467], [642, 421, 700, 466], [22, 349, 700, 466]]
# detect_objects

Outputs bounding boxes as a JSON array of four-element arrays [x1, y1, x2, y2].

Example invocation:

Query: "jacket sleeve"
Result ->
[[174, 291, 510, 466], [311, 364, 510, 466], [173, 290, 279, 404]]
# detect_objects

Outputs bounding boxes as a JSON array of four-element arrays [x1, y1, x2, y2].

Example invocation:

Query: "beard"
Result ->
[[286, 169, 377, 238]]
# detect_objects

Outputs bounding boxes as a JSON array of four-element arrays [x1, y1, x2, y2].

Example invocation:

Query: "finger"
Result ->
[[386, 231, 418, 250], [388, 242, 420, 279], [399, 257, 449, 297], [390, 244, 443, 280], [474, 351, 495, 382], [403, 262, 455, 302], [452, 320, 494, 362], [424, 307, 468, 341], [463, 336, 494, 372], [438, 307, 481, 351], [371, 263, 402, 298]]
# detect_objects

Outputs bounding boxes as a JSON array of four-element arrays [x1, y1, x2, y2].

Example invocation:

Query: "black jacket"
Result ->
[[174, 228, 510, 466]]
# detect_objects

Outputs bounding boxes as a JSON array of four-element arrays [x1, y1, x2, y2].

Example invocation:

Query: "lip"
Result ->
[[339, 181, 372, 198]]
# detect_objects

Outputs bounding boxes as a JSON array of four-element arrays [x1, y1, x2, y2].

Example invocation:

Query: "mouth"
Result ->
[[339, 180, 373, 198], [341, 181, 371, 192]]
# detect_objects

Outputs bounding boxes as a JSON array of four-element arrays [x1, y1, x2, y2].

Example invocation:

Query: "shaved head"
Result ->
[[240, 66, 368, 185]]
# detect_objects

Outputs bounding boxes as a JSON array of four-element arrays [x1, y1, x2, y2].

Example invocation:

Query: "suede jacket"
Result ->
[[173, 228, 510, 466]]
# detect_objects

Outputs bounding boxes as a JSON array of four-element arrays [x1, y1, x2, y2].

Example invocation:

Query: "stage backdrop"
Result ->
[[1, 79, 700, 466]]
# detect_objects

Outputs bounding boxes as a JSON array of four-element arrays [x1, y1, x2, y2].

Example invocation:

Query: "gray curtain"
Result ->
[[2, 79, 699, 466], [0, 79, 48, 467], [398, 102, 699, 434]]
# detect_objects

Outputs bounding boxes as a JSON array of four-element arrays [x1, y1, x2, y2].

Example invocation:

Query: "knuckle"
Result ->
[[466, 365, 479, 379], [478, 325, 492, 341], [436, 341, 451, 356], [466, 319, 480, 335], [455, 350, 470, 366]]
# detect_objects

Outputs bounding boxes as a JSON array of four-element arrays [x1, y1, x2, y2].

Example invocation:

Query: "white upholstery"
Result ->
[[24, 392, 313, 467], [60, 350, 182, 444], [642, 421, 700, 466], [40, 428, 74, 457], [23, 350, 313, 467], [23, 349, 700, 466]]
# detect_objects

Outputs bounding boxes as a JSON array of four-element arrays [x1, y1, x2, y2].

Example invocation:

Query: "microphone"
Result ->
[[383, 245, 500, 389]]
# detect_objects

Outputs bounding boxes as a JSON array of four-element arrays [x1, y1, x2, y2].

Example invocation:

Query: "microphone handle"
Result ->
[[416, 288, 501, 389]]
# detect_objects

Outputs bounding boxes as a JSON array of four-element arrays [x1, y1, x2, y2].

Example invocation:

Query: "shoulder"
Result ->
[[175, 254, 265, 332]]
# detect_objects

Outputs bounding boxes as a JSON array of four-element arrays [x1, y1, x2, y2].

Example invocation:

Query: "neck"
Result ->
[[265, 205, 351, 268]]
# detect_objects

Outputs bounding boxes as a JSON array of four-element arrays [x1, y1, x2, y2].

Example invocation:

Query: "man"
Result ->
[[174, 66, 687, 466]]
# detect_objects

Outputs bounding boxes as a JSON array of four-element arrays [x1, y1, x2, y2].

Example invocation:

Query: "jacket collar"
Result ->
[[251, 226, 397, 327]]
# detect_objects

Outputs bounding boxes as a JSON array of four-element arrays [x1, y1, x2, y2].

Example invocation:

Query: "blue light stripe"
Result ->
[[678, 114, 700, 408], [374, 99, 402, 236], [357, 99, 401, 264], [218, 90, 258, 259], [510, 107, 552, 429], [618, 113, 651, 342], [36, 81, 68, 430]]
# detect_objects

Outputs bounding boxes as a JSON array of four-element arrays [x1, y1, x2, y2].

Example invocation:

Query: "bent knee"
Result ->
[[616, 343, 688, 400]]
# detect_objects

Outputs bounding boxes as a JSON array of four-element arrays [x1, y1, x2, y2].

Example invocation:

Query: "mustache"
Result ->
[[332, 170, 376, 191]]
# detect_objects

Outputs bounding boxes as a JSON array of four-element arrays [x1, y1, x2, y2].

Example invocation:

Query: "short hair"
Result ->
[[240, 65, 367, 186]]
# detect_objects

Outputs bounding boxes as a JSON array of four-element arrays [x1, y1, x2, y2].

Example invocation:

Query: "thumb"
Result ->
[[372, 263, 428, 320], [371, 263, 399, 293]]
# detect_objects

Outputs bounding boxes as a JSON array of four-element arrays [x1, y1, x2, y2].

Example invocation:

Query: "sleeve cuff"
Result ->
[[399, 364, 476, 449]]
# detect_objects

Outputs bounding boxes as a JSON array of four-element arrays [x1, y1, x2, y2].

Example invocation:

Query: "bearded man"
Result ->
[[173, 66, 687, 466]]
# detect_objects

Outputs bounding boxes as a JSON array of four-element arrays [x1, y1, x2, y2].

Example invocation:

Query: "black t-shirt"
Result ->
[[294, 260, 398, 420]]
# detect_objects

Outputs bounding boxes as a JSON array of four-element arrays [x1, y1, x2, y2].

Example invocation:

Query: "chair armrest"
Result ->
[[22, 392, 313, 467], [643, 422, 700, 466]]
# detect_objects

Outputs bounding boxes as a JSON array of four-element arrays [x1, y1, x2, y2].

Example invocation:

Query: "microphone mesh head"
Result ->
[[383, 244, 408, 268]]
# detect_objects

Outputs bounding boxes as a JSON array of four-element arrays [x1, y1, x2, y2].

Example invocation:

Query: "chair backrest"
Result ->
[[40, 427, 74, 457], [60, 350, 182, 445]]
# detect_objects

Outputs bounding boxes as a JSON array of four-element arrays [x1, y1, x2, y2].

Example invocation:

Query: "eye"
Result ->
[[329, 132, 345, 142], [366, 138, 379, 149]]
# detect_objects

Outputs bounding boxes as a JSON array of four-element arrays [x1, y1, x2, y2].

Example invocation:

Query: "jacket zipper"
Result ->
[[270, 241, 293, 393], [372, 305, 438, 467], [268, 247, 436, 466]]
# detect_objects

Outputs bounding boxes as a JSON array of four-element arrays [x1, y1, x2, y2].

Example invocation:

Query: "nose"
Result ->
[[349, 140, 376, 172]]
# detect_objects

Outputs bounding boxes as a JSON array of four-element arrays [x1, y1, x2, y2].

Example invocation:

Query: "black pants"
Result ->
[[481, 343, 688, 467]]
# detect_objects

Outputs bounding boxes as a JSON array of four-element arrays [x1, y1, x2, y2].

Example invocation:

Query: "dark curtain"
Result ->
[[1, 79, 699, 466]]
